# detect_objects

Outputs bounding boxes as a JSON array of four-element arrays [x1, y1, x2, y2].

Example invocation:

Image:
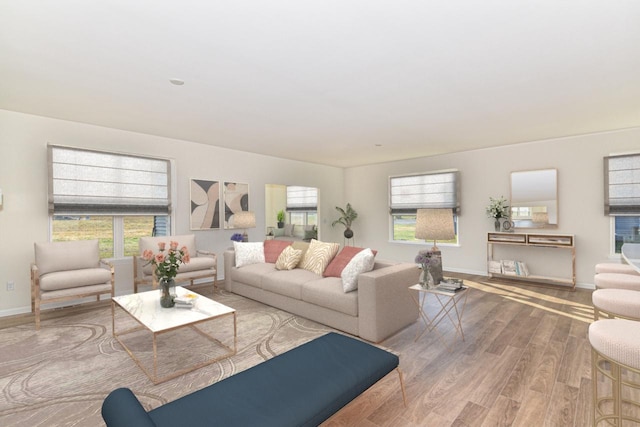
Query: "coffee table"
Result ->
[[112, 286, 236, 384]]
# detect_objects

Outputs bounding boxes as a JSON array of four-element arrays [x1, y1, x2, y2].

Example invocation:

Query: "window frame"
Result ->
[[388, 170, 460, 245], [605, 152, 640, 256]]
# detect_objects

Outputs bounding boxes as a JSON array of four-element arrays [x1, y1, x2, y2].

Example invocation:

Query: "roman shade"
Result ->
[[390, 170, 460, 214], [605, 153, 640, 215], [48, 144, 171, 215], [286, 186, 318, 211]]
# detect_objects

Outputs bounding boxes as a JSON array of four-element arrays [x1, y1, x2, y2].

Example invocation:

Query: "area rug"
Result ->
[[0, 290, 333, 426]]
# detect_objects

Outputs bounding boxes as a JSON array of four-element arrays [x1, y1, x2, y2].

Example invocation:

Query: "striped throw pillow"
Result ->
[[300, 239, 340, 276]]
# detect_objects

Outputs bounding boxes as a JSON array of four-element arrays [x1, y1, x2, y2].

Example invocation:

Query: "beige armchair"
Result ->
[[31, 240, 114, 330], [133, 234, 217, 293]]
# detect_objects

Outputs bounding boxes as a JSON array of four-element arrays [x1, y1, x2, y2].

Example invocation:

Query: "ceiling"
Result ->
[[1, 1, 639, 168]]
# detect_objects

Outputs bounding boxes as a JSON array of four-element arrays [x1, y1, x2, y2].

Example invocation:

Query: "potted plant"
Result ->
[[276, 209, 285, 228], [486, 196, 509, 231], [332, 203, 358, 238]]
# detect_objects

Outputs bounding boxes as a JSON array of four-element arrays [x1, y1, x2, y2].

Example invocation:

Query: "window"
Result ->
[[605, 153, 640, 253], [286, 186, 317, 226], [48, 145, 172, 258], [389, 171, 460, 243]]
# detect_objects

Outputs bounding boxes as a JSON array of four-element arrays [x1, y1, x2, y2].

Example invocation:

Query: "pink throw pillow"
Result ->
[[323, 246, 377, 277], [263, 240, 292, 263]]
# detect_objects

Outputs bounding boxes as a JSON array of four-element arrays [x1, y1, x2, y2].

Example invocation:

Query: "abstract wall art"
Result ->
[[190, 179, 221, 230], [223, 181, 249, 229]]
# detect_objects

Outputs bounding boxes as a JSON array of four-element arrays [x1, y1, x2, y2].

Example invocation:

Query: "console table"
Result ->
[[487, 232, 576, 290]]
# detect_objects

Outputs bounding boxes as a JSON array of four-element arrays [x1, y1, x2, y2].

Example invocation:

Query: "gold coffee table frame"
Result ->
[[409, 284, 469, 352], [112, 286, 236, 384]]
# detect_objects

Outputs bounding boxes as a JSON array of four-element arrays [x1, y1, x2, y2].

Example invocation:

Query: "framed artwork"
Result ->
[[224, 181, 249, 229], [190, 179, 221, 230]]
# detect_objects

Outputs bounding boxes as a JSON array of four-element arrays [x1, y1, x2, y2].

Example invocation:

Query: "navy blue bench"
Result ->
[[102, 332, 406, 427]]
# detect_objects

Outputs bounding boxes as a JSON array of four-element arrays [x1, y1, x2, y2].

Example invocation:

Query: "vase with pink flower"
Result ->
[[142, 241, 190, 308]]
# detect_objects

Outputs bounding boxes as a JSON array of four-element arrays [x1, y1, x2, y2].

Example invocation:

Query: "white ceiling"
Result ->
[[1, 1, 639, 168]]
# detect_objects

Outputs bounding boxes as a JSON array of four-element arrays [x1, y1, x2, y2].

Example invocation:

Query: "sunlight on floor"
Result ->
[[466, 279, 594, 324]]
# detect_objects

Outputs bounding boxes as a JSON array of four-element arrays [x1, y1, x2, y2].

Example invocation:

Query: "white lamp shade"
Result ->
[[234, 211, 256, 229], [415, 209, 455, 241]]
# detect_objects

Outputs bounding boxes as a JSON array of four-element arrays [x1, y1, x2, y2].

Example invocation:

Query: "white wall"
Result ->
[[344, 129, 640, 288], [0, 109, 344, 315]]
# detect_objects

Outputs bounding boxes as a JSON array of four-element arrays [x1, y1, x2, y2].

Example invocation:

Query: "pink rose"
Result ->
[[170, 241, 179, 250], [155, 253, 165, 264], [158, 242, 166, 251], [183, 253, 190, 263], [142, 249, 154, 261]]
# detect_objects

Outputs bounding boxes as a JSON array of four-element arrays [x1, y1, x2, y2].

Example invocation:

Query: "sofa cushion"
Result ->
[[341, 248, 376, 292], [272, 228, 285, 237], [264, 240, 292, 263], [234, 242, 265, 268], [291, 241, 310, 267], [231, 262, 276, 288], [39, 267, 112, 291], [262, 269, 320, 300], [300, 239, 339, 275], [35, 240, 101, 276], [323, 246, 377, 278], [284, 223, 295, 237], [302, 278, 358, 316], [275, 246, 303, 270]]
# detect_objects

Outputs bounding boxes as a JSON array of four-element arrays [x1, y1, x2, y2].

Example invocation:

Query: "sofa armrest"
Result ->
[[102, 388, 157, 427], [223, 250, 236, 291], [357, 262, 420, 343]]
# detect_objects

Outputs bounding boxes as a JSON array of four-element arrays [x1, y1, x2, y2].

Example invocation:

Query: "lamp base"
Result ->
[[428, 249, 444, 285]]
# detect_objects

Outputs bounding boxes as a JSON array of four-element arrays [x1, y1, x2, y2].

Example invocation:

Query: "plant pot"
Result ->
[[494, 219, 501, 232], [277, 222, 284, 229], [344, 228, 354, 239], [160, 278, 176, 308]]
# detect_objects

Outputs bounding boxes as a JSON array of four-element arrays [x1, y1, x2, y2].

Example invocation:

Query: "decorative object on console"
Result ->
[[276, 209, 285, 228], [486, 196, 509, 231], [414, 208, 455, 287], [223, 181, 249, 229], [232, 211, 256, 242], [142, 241, 190, 308], [230, 233, 243, 242], [190, 179, 221, 230], [332, 203, 358, 239]]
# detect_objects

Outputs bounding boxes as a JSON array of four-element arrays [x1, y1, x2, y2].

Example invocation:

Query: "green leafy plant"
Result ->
[[332, 203, 358, 229], [486, 196, 509, 219], [276, 209, 285, 223]]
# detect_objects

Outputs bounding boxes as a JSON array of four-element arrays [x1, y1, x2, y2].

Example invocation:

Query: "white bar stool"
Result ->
[[593, 289, 640, 321], [589, 319, 640, 426], [595, 262, 640, 276], [594, 273, 640, 290]]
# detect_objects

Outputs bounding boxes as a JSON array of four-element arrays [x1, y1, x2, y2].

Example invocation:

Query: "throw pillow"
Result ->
[[234, 241, 265, 268], [263, 240, 292, 263], [275, 245, 303, 270], [284, 223, 294, 237], [341, 248, 376, 292], [323, 246, 378, 278], [272, 228, 285, 237], [300, 239, 339, 276]]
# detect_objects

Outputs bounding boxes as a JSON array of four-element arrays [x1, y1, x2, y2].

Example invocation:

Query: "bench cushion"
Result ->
[[35, 240, 100, 275], [102, 332, 399, 427], [39, 267, 112, 291]]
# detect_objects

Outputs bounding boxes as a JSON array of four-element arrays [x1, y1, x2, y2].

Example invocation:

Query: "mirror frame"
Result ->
[[510, 168, 558, 229]]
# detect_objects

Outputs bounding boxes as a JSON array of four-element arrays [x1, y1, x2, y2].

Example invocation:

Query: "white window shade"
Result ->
[[390, 171, 460, 214], [48, 145, 171, 215], [286, 186, 318, 211], [605, 153, 640, 215]]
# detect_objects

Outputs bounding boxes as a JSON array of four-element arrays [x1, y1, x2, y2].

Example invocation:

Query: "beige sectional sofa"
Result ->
[[223, 243, 419, 343]]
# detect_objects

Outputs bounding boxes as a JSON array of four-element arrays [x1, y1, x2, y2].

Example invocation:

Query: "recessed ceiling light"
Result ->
[[169, 78, 185, 86]]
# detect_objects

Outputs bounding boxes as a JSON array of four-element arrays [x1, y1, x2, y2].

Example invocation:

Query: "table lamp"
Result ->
[[234, 211, 256, 242], [415, 208, 455, 286]]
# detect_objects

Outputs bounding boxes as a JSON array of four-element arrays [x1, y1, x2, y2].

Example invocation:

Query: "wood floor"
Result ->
[[324, 274, 595, 427]]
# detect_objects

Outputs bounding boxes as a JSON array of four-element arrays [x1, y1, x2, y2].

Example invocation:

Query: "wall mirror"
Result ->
[[265, 184, 319, 240], [510, 168, 558, 229]]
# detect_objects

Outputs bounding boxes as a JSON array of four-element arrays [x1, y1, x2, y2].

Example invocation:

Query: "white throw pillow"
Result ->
[[234, 241, 265, 268], [341, 248, 375, 292]]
